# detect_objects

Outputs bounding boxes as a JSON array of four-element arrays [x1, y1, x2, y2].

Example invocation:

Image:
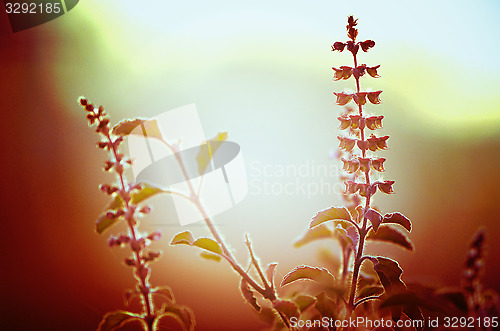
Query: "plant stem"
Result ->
[[163, 140, 277, 301], [95, 110, 154, 329], [347, 48, 373, 309]]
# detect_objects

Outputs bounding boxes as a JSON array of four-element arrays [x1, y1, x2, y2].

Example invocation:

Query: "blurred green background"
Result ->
[[1, 0, 500, 329]]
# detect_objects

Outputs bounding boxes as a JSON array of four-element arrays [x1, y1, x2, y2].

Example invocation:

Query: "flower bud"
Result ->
[[333, 92, 353, 106], [115, 163, 124, 175], [359, 40, 375, 52], [367, 91, 382, 104], [124, 258, 136, 267], [349, 115, 361, 129], [332, 42, 346, 52], [370, 158, 386, 172], [108, 236, 118, 247], [86, 114, 96, 124], [341, 158, 359, 174], [345, 180, 358, 194], [358, 157, 370, 172], [353, 92, 367, 106], [366, 65, 381, 78], [338, 136, 356, 152], [130, 238, 145, 252], [139, 206, 152, 214], [97, 141, 108, 149], [376, 180, 395, 194], [338, 116, 351, 130], [136, 265, 150, 280], [365, 115, 383, 130], [147, 231, 162, 241]]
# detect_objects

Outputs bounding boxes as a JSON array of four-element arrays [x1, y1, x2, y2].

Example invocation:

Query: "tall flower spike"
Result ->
[[328, 17, 412, 316]]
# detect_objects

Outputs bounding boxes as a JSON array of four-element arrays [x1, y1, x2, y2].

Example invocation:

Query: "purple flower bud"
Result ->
[[147, 231, 162, 241]]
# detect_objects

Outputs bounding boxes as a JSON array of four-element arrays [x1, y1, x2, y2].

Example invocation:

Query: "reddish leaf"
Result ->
[[403, 305, 424, 331], [314, 292, 337, 320], [309, 206, 351, 228], [346, 225, 359, 252], [123, 289, 139, 306], [152, 286, 175, 303], [293, 295, 317, 312], [356, 285, 384, 301], [97, 310, 139, 331], [152, 313, 186, 331], [112, 118, 164, 141], [366, 225, 414, 251], [273, 300, 300, 319], [281, 265, 335, 287], [383, 212, 412, 232], [266, 263, 278, 288], [160, 304, 195, 331], [437, 290, 468, 312], [368, 256, 406, 295], [240, 279, 260, 312], [365, 208, 382, 232], [294, 224, 334, 247]]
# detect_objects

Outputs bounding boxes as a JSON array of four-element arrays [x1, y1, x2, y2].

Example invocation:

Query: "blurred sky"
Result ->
[[1, 1, 500, 330]]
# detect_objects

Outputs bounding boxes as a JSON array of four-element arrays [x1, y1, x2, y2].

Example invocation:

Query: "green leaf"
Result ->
[[281, 265, 335, 287], [95, 194, 125, 235], [171, 232, 222, 258], [131, 183, 165, 205], [97, 310, 139, 331], [367, 256, 406, 295], [112, 118, 164, 141], [294, 224, 334, 247], [170, 231, 195, 245], [240, 279, 261, 312], [273, 300, 299, 319], [107, 194, 124, 211], [309, 206, 351, 228], [365, 208, 382, 232], [293, 295, 317, 312], [192, 238, 222, 255], [199, 251, 222, 262], [383, 212, 412, 232], [366, 225, 414, 251], [196, 132, 228, 175], [152, 286, 175, 303], [96, 213, 121, 235]]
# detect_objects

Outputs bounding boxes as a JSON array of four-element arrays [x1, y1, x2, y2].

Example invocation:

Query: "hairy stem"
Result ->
[[95, 110, 155, 328], [162, 140, 277, 302], [347, 45, 374, 309]]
